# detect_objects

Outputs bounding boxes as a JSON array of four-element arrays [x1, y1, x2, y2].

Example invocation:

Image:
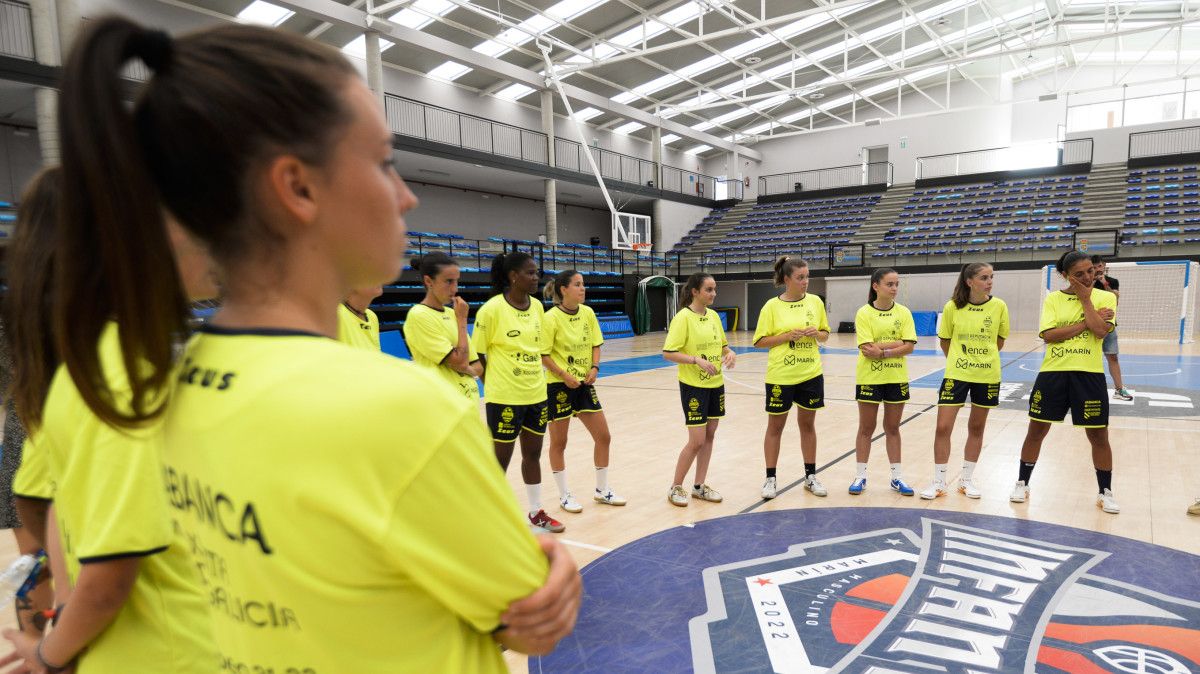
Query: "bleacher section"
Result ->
[[873, 174, 1085, 259], [704, 194, 880, 262], [670, 207, 729, 253], [405, 230, 669, 276], [0, 201, 16, 240], [1121, 164, 1200, 249]]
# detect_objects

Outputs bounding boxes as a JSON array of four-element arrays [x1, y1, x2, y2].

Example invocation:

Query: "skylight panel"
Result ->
[[660, 133, 681, 144], [474, 40, 510, 58], [343, 35, 396, 58], [678, 54, 729, 78], [237, 1, 293, 26], [575, 107, 604, 121], [612, 92, 639, 104], [389, 0, 455, 30], [428, 62, 472, 81], [684, 144, 712, 154], [659, 2, 704, 26], [613, 121, 646, 134], [546, 0, 607, 19], [495, 84, 536, 100]]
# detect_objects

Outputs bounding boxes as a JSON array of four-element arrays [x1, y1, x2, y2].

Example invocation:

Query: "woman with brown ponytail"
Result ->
[[2, 17, 580, 673]]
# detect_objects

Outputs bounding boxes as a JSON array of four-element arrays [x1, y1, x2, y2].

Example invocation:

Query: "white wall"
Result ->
[[824, 268, 1045, 332], [656, 199, 714, 251], [727, 83, 1008, 194], [404, 181, 611, 244]]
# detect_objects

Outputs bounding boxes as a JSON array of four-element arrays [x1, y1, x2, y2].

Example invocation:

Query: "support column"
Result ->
[[55, 0, 81, 59], [540, 89, 558, 246], [29, 0, 60, 165], [652, 198, 664, 254], [728, 149, 740, 199], [651, 126, 662, 188], [365, 30, 385, 109]]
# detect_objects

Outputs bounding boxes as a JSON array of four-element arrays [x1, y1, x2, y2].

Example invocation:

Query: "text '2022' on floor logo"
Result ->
[[691, 518, 1200, 673]]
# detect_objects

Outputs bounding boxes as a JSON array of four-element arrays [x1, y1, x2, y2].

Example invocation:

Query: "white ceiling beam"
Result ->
[[266, 0, 761, 158]]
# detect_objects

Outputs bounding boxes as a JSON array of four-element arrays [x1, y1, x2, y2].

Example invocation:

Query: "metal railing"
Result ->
[[0, 0, 34, 60], [915, 138, 1094, 180], [1129, 124, 1200, 161], [660, 165, 717, 199], [716, 178, 744, 201], [385, 94, 726, 202], [407, 234, 678, 278], [758, 162, 893, 196]]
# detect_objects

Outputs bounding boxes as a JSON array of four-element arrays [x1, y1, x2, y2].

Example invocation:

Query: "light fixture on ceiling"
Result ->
[[809, 91, 825, 99], [932, 16, 951, 28], [744, 56, 762, 64]]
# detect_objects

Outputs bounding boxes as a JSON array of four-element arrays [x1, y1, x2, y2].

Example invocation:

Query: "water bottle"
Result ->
[[0, 554, 39, 603]]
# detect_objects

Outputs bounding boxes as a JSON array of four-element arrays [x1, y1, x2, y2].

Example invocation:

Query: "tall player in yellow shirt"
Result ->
[[921, 263, 1009, 501], [18, 18, 581, 673], [662, 273, 736, 507], [541, 270, 626, 514], [852, 268, 918, 496], [753, 257, 830, 500], [1012, 250, 1121, 514], [336, 285, 382, 350], [473, 252, 563, 533], [404, 252, 481, 400]]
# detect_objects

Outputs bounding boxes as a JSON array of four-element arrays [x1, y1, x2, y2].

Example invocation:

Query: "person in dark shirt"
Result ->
[[1092, 256, 1132, 401]]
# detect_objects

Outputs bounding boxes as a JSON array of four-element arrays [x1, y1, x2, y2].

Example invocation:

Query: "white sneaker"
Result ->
[[692, 484, 723, 502], [919, 481, 947, 500], [761, 477, 777, 500], [1097, 489, 1120, 514], [593, 489, 627, 506], [1189, 498, 1200, 516], [957, 478, 981, 499], [804, 476, 828, 497], [559, 492, 583, 513], [1010, 481, 1030, 503], [668, 485, 689, 507]]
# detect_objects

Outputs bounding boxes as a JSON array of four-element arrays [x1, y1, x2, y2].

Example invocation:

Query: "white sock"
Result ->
[[934, 464, 948, 484], [961, 461, 976, 480], [595, 467, 608, 493], [552, 470, 569, 498], [890, 463, 903, 480], [856, 463, 868, 479], [526, 483, 542, 516]]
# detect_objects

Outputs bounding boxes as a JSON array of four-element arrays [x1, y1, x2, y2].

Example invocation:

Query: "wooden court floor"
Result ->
[[0, 331, 1195, 668]]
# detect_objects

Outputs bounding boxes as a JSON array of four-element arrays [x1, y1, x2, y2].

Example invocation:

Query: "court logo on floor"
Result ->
[[534, 509, 1200, 674], [692, 518, 1199, 673], [998, 382, 1199, 417]]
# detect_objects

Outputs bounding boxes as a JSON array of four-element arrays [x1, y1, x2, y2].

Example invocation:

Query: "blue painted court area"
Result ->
[[532, 508, 1200, 674]]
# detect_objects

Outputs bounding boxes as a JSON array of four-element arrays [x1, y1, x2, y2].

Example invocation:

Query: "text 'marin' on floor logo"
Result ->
[[690, 518, 1200, 673]]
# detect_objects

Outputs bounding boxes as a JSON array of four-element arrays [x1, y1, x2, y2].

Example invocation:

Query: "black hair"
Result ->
[[489, 251, 535, 296], [1057, 250, 1092, 276], [1090, 254, 1103, 265], [868, 268, 897, 304], [414, 252, 457, 280]]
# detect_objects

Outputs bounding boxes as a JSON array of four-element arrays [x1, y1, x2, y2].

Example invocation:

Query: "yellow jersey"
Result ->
[[752, 294, 829, 385], [336, 303, 381, 351], [541, 304, 604, 384], [1038, 290, 1116, 373], [11, 431, 53, 501], [403, 303, 480, 402], [939, 297, 1010, 384], [471, 295, 547, 405], [162, 326, 547, 674], [855, 302, 918, 385], [40, 323, 216, 674], [663, 308, 728, 388]]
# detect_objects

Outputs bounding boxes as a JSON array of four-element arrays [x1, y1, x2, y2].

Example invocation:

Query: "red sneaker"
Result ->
[[529, 509, 565, 533]]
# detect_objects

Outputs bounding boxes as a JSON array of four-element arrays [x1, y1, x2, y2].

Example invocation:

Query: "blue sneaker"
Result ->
[[890, 478, 915, 496], [849, 477, 867, 495]]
